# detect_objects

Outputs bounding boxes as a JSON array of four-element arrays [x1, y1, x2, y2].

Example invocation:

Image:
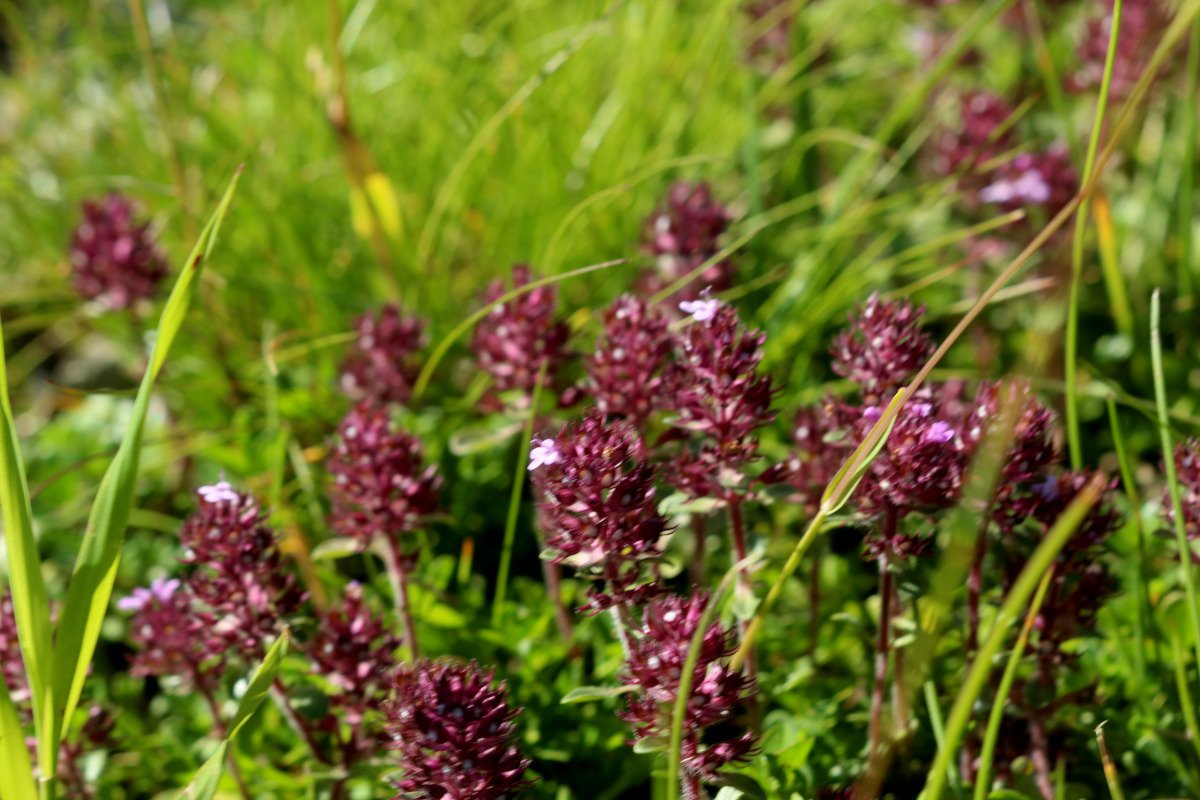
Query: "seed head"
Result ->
[[831, 294, 934, 402], [642, 181, 734, 301]]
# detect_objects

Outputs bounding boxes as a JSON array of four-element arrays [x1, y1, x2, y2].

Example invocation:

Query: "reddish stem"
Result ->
[[1028, 717, 1055, 800], [542, 559, 576, 643], [381, 533, 420, 659], [868, 549, 893, 758]]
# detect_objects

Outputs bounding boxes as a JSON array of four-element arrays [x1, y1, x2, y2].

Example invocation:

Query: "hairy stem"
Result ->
[[381, 534, 420, 659]]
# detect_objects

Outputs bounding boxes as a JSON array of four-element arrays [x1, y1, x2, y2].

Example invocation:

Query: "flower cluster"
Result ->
[[327, 402, 441, 556], [531, 413, 669, 612], [585, 295, 673, 428], [1071, 0, 1171, 101], [340, 304, 426, 405], [831, 293, 933, 402], [990, 396, 1060, 535], [386, 660, 531, 800], [641, 181, 734, 301], [311, 583, 399, 730], [69, 193, 168, 310], [621, 593, 757, 783], [178, 481, 303, 661], [119, 577, 218, 687], [471, 263, 571, 403], [667, 302, 775, 500], [763, 399, 856, 517]]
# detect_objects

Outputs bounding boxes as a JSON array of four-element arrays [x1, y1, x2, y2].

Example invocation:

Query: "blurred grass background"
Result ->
[[1, 0, 1199, 796]]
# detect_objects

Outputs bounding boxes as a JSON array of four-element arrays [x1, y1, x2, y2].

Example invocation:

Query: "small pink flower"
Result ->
[[679, 295, 721, 322], [527, 438, 561, 471]]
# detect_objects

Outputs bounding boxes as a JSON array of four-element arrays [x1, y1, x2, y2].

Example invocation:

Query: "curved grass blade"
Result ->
[[0, 674, 36, 800], [177, 632, 289, 800], [49, 169, 243, 760], [0, 308, 57, 790], [920, 474, 1105, 800]]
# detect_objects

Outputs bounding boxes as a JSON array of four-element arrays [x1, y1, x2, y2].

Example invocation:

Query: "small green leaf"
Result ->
[[659, 494, 725, 517], [176, 632, 288, 800], [820, 388, 904, 515], [560, 685, 637, 704], [311, 537, 364, 562], [711, 772, 768, 800], [633, 735, 667, 754]]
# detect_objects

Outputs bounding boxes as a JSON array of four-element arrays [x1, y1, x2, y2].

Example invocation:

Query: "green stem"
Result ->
[[1106, 396, 1152, 678], [491, 365, 547, 626], [972, 568, 1054, 800], [921, 475, 1105, 800], [1065, 0, 1124, 469], [1181, 16, 1200, 298]]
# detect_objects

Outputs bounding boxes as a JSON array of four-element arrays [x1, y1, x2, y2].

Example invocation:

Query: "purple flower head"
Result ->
[[69, 194, 168, 311], [121, 578, 216, 687], [855, 388, 977, 547], [1166, 439, 1200, 544], [533, 412, 669, 613], [621, 593, 757, 781], [386, 660, 531, 800], [667, 304, 775, 499], [1030, 470, 1122, 556], [179, 481, 303, 661], [979, 145, 1077, 218], [340, 304, 426, 405], [986, 392, 1060, 534], [0, 592, 27, 706], [585, 295, 673, 428], [931, 91, 1017, 184], [641, 181, 734, 301], [471, 264, 570, 402], [328, 402, 441, 558], [831, 294, 934, 402], [312, 583, 399, 728], [1071, 0, 1171, 101]]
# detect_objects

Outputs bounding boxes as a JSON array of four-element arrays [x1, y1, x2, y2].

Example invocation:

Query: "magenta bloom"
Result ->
[[340, 304, 426, 405], [642, 181, 734, 300], [69, 193, 168, 310], [762, 398, 857, 517], [979, 145, 1077, 218], [666, 303, 775, 499], [585, 295, 673, 427], [471, 264, 570, 403], [621, 593, 757, 782], [831, 294, 933, 402], [531, 412, 669, 612], [327, 402, 441, 556], [386, 660, 531, 800], [931, 91, 1017, 184], [119, 577, 216, 687], [312, 583, 399, 729], [178, 481, 303, 660]]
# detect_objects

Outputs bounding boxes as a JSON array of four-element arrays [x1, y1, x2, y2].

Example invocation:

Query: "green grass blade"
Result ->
[[0, 308, 55, 789], [0, 673, 36, 800], [177, 632, 289, 800], [49, 169, 243, 754], [1150, 289, 1200, 693], [1065, 0, 1124, 469], [973, 568, 1054, 800], [921, 474, 1105, 800]]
